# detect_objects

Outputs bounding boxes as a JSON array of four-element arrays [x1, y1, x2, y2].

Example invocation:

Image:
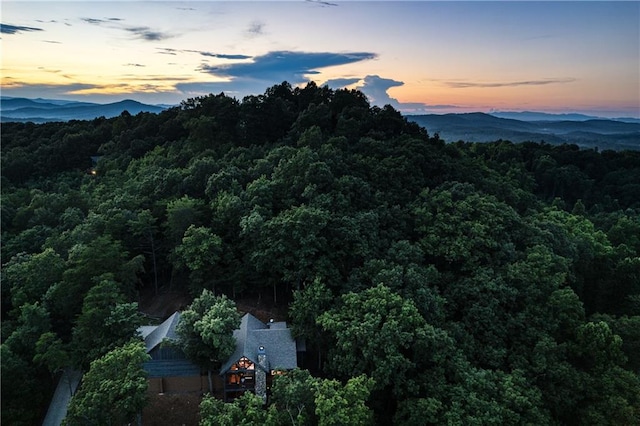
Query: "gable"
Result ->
[[139, 311, 181, 353], [220, 313, 297, 374]]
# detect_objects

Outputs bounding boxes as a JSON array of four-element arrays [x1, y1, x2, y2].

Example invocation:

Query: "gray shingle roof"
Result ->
[[219, 313, 298, 374], [139, 311, 181, 353]]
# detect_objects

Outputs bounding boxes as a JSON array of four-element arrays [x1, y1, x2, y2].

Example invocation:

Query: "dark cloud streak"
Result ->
[[246, 21, 265, 37], [157, 48, 250, 59], [124, 26, 172, 41], [157, 48, 178, 55], [81, 18, 106, 25], [306, 0, 339, 7], [323, 77, 361, 88], [81, 17, 172, 41], [1, 23, 44, 34], [446, 78, 576, 88], [201, 51, 377, 81], [185, 50, 251, 60]]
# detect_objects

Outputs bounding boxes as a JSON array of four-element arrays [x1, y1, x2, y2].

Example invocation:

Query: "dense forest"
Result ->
[[2, 81, 639, 425]]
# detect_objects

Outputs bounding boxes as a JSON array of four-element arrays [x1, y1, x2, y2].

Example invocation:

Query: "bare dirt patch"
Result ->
[[138, 287, 192, 319], [235, 296, 288, 323], [138, 286, 288, 323], [142, 392, 203, 426]]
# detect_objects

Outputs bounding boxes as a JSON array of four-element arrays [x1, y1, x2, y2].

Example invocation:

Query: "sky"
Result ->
[[1, 1, 639, 117]]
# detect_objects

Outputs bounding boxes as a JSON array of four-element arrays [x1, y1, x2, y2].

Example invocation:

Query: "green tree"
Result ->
[[270, 368, 320, 426], [34, 331, 76, 397], [176, 290, 240, 391], [289, 279, 334, 371], [570, 321, 640, 425], [443, 368, 550, 425], [165, 195, 206, 245], [413, 182, 523, 272], [128, 209, 162, 295], [46, 235, 144, 324], [34, 331, 69, 379], [71, 276, 143, 369], [4, 302, 51, 361], [174, 225, 223, 294], [2, 248, 65, 312], [318, 284, 449, 400], [314, 375, 375, 426], [199, 392, 269, 426], [393, 397, 443, 426], [64, 341, 150, 426], [247, 205, 330, 301], [1, 343, 46, 426]]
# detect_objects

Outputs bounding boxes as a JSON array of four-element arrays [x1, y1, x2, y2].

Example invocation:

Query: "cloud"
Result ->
[[323, 77, 361, 88], [157, 48, 178, 55], [176, 51, 376, 101], [156, 48, 250, 60], [124, 26, 172, 41], [185, 50, 252, 60], [356, 75, 403, 105], [81, 17, 172, 41], [43, 40, 62, 44], [306, 0, 339, 7], [246, 21, 265, 37], [445, 77, 576, 88], [353, 75, 463, 114], [125, 63, 145, 67], [81, 18, 106, 25], [1, 23, 44, 34], [117, 75, 191, 82], [201, 50, 377, 82], [1, 82, 97, 96], [175, 80, 265, 99]]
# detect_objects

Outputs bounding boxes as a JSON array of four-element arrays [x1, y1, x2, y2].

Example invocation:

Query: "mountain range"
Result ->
[[407, 113, 640, 151], [2, 97, 638, 150], [0, 97, 167, 122], [487, 111, 639, 123]]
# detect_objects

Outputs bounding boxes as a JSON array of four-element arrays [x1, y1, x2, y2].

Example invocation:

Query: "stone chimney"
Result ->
[[255, 345, 268, 404]]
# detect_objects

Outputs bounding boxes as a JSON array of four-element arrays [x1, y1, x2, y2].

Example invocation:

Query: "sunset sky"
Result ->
[[2, 1, 639, 117]]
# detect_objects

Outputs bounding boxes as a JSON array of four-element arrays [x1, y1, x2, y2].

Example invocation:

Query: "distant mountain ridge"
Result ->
[[489, 111, 640, 123], [0, 97, 167, 122], [407, 112, 640, 151], [2, 97, 638, 150]]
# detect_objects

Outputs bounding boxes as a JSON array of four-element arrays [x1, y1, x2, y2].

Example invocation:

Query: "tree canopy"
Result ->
[[2, 81, 639, 424]]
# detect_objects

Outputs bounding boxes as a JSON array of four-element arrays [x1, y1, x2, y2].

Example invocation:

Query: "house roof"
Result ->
[[220, 313, 298, 374], [139, 311, 181, 353]]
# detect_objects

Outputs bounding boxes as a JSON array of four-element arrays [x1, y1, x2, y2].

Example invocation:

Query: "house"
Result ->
[[219, 313, 298, 402], [138, 311, 300, 399], [138, 312, 206, 393]]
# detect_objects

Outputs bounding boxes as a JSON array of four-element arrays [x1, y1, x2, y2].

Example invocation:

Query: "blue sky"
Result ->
[[1, 1, 639, 117]]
